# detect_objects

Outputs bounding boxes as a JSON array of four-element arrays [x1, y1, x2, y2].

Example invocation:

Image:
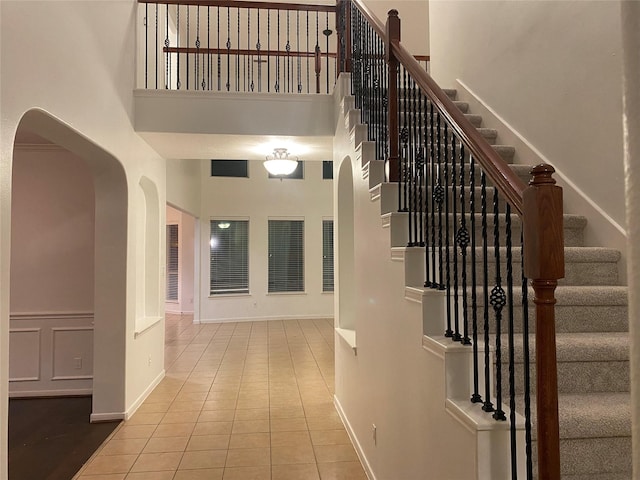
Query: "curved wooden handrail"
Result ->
[[139, 0, 336, 13], [392, 45, 526, 215]]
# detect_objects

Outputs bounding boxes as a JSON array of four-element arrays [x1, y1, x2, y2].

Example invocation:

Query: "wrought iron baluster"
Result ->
[[469, 156, 482, 403], [186, 5, 189, 90], [226, 7, 230, 91], [491, 187, 507, 422], [145, 2, 148, 89], [165, 4, 169, 89], [451, 132, 461, 341], [429, 102, 437, 288], [435, 112, 444, 290], [267, 9, 271, 92], [257, 9, 261, 92], [400, 67, 409, 214], [276, 10, 280, 92], [458, 146, 471, 345], [236, 8, 240, 91], [444, 123, 452, 337], [155, 4, 158, 89], [297, 11, 301, 93], [505, 203, 517, 477], [196, 6, 201, 90], [176, 5, 180, 89], [481, 170, 494, 413], [418, 91, 425, 248], [286, 11, 291, 92], [325, 12, 330, 93], [306, 11, 309, 93]]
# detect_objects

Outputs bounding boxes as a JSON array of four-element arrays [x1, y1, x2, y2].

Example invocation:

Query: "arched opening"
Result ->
[[337, 156, 355, 331], [9, 109, 128, 419]]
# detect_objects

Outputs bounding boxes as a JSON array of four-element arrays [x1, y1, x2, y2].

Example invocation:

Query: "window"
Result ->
[[166, 224, 179, 301], [322, 161, 333, 179], [210, 220, 249, 295], [268, 161, 304, 179], [268, 220, 304, 293], [211, 159, 248, 177], [322, 220, 334, 292]]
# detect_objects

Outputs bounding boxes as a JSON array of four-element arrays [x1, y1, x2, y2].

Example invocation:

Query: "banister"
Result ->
[[390, 44, 526, 215], [138, 0, 336, 13]]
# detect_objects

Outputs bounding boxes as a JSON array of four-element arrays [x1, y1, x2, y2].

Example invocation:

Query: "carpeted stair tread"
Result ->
[[512, 332, 629, 363]]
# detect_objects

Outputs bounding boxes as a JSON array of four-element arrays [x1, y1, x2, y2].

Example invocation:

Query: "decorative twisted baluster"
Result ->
[[481, 170, 494, 413], [469, 156, 481, 402], [457, 145, 471, 345]]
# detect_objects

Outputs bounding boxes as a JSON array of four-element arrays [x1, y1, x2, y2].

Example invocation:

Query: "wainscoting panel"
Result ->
[[9, 312, 94, 397]]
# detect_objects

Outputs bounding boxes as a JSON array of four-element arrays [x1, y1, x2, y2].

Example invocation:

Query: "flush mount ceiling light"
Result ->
[[217, 222, 231, 229], [264, 148, 299, 176]]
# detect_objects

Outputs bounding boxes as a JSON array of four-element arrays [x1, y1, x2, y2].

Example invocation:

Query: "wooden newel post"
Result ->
[[385, 9, 400, 182], [336, 0, 351, 73], [522, 163, 564, 480]]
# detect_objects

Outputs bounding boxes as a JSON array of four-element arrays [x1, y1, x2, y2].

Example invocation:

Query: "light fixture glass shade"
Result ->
[[264, 148, 298, 176]]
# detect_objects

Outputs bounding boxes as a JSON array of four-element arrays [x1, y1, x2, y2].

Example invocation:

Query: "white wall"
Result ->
[[9, 146, 95, 397], [199, 159, 333, 322], [429, 1, 626, 261], [1, 2, 168, 474], [167, 159, 201, 216], [362, 0, 429, 55]]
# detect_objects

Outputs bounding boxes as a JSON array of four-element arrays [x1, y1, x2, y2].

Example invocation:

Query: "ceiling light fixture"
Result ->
[[264, 148, 299, 176]]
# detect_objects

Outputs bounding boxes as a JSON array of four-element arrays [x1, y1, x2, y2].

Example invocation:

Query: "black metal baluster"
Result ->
[[382, 35, 388, 162], [400, 67, 409, 214], [267, 9, 271, 92], [165, 4, 169, 89], [297, 11, 302, 93], [325, 12, 330, 93], [145, 2, 148, 89], [155, 4, 158, 89], [176, 5, 180, 89], [248, 9, 253, 92], [236, 8, 240, 91], [505, 203, 517, 477], [226, 7, 230, 91], [407, 77, 415, 246], [435, 112, 445, 291], [245, 9, 249, 92], [444, 123, 452, 337], [276, 11, 280, 92], [470, 155, 481, 402], [521, 231, 533, 479], [418, 91, 425, 249], [411, 78, 419, 246], [286, 11, 291, 92], [196, 6, 201, 90], [186, 5, 189, 90], [458, 146, 471, 345], [429, 102, 437, 287], [491, 187, 507, 422], [257, 9, 261, 92], [451, 132, 461, 341], [481, 170, 494, 413], [306, 11, 310, 93]]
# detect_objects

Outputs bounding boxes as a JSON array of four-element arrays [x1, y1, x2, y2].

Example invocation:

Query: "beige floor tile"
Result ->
[[271, 443, 316, 465], [125, 412, 164, 426], [231, 419, 270, 434], [207, 391, 239, 402], [100, 438, 148, 456], [175, 391, 209, 402], [198, 409, 235, 422], [309, 430, 351, 446], [152, 422, 196, 438], [142, 436, 189, 453], [77, 475, 126, 480], [305, 415, 344, 431], [179, 450, 227, 469], [302, 404, 337, 417], [222, 466, 271, 480], [317, 461, 367, 480], [236, 397, 270, 409], [313, 444, 359, 463], [186, 434, 230, 451], [130, 452, 182, 472], [83, 455, 137, 475], [125, 471, 175, 480], [270, 430, 311, 447], [202, 399, 238, 410], [225, 447, 271, 467], [229, 432, 270, 449], [272, 463, 320, 480], [167, 401, 206, 413], [270, 406, 305, 419], [193, 421, 233, 435], [234, 408, 269, 421], [173, 468, 224, 480], [136, 402, 171, 414], [270, 417, 307, 432], [162, 411, 201, 424]]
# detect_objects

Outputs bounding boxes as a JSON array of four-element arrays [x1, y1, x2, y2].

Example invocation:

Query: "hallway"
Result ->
[[74, 316, 366, 479]]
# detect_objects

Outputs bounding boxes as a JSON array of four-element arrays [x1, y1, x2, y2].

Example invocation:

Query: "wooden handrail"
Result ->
[[164, 46, 337, 58], [390, 44, 526, 215], [139, 0, 336, 13]]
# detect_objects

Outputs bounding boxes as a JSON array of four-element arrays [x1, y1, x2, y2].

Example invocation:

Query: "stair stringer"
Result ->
[[332, 73, 518, 480]]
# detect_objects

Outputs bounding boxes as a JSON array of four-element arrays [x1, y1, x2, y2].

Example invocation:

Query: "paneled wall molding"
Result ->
[[10, 311, 94, 321]]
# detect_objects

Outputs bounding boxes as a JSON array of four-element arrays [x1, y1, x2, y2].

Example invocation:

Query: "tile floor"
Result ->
[[74, 315, 367, 480]]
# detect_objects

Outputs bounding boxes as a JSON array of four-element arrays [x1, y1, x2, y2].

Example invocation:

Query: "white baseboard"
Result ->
[[455, 79, 628, 281], [198, 315, 334, 324], [124, 369, 166, 420], [90, 411, 125, 423], [334, 395, 375, 480], [9, 388, 92, 398]]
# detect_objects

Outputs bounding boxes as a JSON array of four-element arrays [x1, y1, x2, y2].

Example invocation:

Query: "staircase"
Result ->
[[354, 88, 631, 479]]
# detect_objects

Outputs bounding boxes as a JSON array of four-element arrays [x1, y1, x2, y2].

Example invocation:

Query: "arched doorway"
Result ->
[[9, 109, 128, 419]]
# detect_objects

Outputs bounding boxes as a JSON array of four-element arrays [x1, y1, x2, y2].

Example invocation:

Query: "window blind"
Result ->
[[210, 220, 249, 295], [322, 220, 334, 292], [268, 220, 304, 293], [166, 224, 179, 301]]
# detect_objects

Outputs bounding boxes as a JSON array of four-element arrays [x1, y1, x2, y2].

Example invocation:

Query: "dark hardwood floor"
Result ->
[[8, 397, 120, 480]]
